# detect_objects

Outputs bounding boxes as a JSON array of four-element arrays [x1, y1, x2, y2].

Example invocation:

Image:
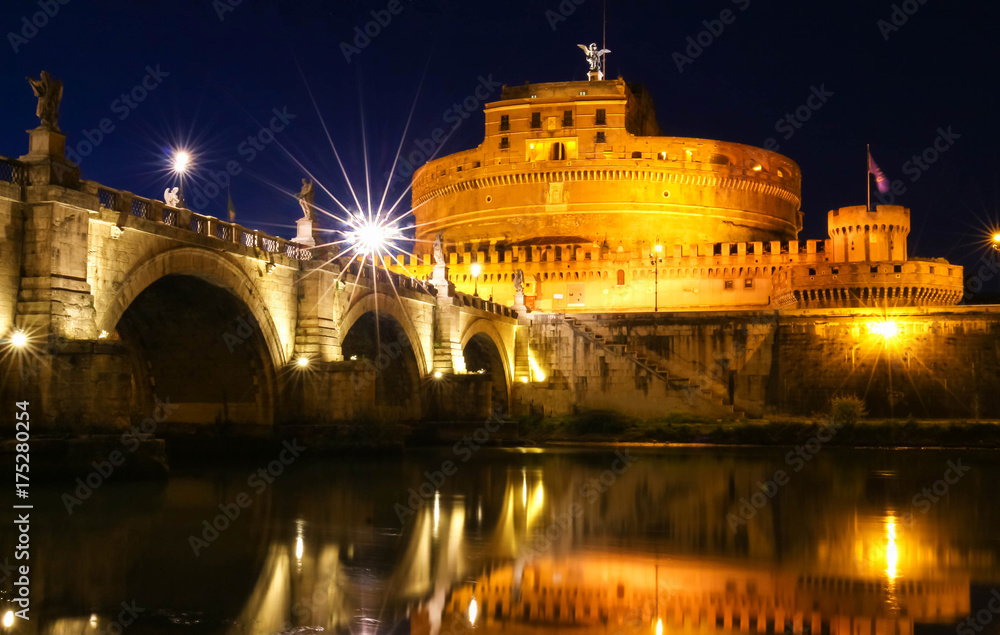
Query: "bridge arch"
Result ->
[[100, 247, 287, 368], [101, 247, 288, 428], [339, 292, 431, 379], [460, 318, 513, 412]]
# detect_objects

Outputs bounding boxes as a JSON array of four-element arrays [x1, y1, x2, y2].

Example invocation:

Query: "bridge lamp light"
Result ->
[[296, 356, 310, 368], [992, 232, 1000, 251], [10, 330, 27, 348], [433, 370, 443, 379], [468, 597, 478, 625], [471, 263, 482, 297], [655, 618, 663, 635], [171, 150, 191, 174], [3, 610, 14, 628]]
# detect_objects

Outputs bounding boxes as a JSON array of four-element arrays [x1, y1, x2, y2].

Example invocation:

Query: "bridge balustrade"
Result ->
[[0, 157, 26, 185], [90, 183, 312, 260]]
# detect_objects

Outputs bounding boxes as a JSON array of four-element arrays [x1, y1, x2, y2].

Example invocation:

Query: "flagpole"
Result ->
[[866, 144, 871, 212]]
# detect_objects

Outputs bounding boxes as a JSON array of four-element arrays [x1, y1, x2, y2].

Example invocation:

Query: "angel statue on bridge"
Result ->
[[27, 71, 63, 132], [163, 187, 180, 208], [297, 178, 315, 222], [577, 43, 611, 79]]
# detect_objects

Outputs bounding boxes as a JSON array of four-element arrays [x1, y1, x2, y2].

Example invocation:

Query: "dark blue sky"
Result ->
[[2, 0, 998, 286]]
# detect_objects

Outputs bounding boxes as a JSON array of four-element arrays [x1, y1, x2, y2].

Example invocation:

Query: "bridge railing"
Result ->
[[0, 156, 27, 186], [89, 182, 312, 260], [454, 290, 517, 318]]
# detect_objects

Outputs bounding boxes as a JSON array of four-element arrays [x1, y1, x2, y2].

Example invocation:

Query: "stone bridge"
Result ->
[[4, 129, 1000, 432], [0, 132, 518, 433]]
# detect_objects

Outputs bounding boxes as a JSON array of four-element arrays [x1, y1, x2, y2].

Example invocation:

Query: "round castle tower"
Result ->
[[828, 205, 909, 263]]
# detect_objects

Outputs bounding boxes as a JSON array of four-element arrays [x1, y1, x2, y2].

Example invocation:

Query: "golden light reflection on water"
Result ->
[[19, 449, 1000, 634]]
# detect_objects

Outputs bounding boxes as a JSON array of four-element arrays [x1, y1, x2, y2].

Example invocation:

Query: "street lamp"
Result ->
[[471, 262, 482, 297], [649, 242, 663, 312], [172, 150, 190, 207], [992, 232, 1000, 252], [9, 330, 27, 348]]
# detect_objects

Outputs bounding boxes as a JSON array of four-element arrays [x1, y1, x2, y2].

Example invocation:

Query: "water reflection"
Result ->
[[7, 448, 999, 634]]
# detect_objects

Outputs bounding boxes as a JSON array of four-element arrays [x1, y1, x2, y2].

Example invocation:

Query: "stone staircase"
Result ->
[[560, 315, 744, 417]]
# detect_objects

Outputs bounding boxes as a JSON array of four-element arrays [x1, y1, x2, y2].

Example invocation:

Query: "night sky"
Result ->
[[2, 0, 998, 291]]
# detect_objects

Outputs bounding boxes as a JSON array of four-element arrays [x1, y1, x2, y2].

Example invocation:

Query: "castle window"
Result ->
[[724, 280, 734, 290], [744, 279, 754, 288], [616, 269, 626, 286], [632, 151, 642, 158], [500, 137, 509, 149], [929, 266, 935, 274], [871, 266, 879, 273], [456, 165, 462, 172], [563, 110, 573, 126], [531, 112, 541, 129], [658, 152, 667, 160], [500, 115, 510, 131], [808, 268, 816, 276], [551, 143, 567, 160], [595, 109, 607, 125], [894, 265, 902, 273], [596, 132, 606, 144], [832, 267, 839, 275]]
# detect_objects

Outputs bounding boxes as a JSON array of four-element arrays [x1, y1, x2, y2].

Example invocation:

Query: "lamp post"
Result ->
[[649, 242, 662, 312], [172, 150, 190, 207], [471, 262, 482, 297]]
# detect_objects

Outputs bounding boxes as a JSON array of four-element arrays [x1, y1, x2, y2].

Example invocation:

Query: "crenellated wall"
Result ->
[[388, 232, 964, 312]]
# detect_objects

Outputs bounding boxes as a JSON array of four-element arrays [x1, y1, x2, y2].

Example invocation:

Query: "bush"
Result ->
[[567, 410, 633, 436], [830, 395, 867, 426]]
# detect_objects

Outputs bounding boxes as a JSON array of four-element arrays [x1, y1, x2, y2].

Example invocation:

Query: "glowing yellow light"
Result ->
[[433, 491, 440, 533], [471, 263, 482, 278], [522, 475, 527, 506], [869, 320, 899, 339], [297, 356, 310, 367], [295, 535, 304, 561], [10, 330, 27, 348], [993, 233, 1000, 243], [520, 376, 529, 383], [350, 355, 357, 361], [172, 151, 190, 174], [434, 371, 443, 379], [528, 351, 546, 382], [654, 244, 663, 253], [468, 598, 478, 625], [2, 611, 13, 628], [98, 330, 109, 339], [886, 519, 898, 579], [656, 618, 663, 635], [89, 613, 98, 625], [344, 212, 402, 257], [752, 163, 762, 171]]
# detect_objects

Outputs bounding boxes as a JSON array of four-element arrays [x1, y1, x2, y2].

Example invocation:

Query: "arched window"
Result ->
[[616, 269, 626, 286]]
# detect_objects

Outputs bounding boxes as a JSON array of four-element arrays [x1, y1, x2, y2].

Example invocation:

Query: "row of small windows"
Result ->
[[501, 109, 606, 132], [498, 135, 602, 150]]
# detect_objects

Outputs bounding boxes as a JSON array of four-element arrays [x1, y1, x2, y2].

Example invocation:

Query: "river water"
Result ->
[[5, 446, 999, 634]]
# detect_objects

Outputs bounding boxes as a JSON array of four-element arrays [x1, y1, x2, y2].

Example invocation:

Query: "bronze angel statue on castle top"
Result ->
[[578, 43, 611, 74]]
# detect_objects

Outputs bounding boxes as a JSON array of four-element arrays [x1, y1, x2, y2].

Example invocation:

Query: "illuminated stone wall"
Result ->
[[514, 306, 1000, 419], [0, 179, 21, 338]]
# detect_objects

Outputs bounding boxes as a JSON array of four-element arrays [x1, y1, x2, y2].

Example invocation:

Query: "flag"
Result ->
[[227, 188, 236, 223], [868, 152, 889, 194]]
